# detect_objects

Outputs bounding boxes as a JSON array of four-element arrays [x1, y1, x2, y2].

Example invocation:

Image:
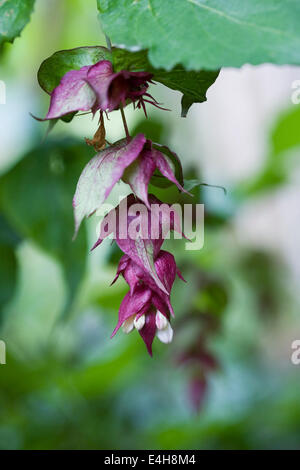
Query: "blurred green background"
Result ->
[[1, 0, 300, 450]]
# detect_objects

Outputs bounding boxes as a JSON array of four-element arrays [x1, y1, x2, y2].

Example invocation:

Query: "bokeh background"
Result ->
[[1, 0, 300, 450]]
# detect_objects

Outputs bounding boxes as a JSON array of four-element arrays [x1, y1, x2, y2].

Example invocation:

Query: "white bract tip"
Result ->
[[156, 322, 173, 344], [122, 315, 135, 334], [155, 311, 168, 330], [134, 314, 145, 331]]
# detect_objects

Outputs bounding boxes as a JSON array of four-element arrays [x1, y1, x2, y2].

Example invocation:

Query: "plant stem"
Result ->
[[105, 34, 112, 52], [120, 104, 130, 142]]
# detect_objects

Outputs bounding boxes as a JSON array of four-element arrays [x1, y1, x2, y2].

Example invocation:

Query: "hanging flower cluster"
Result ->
[[91, 193, 187, 355], [44, 58, 189, 355], [43, 60, 160, 120], [178, 339, 219, 411], [111, 250, 184, 356]]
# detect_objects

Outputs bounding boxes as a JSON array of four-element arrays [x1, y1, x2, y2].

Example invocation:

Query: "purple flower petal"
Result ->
[[153, 147, 189, 194], [46, 66, 97, 120], [124, 71, 153, 100], [151, 293, 170, 319], [86, 61, 124, 112], [111, 285, 152, 338], [87, 67, 153, 112], [73, 134, 146, 237], [92, 195, 165, 292], [110, 254, 131, 286], [138, 310, 157, 356], [154, 250, 177, 293], [121, 236, 168, 295], [176, 268, 186, 282], [123, 149, 156, 208], [148, 194, 186, 240], [44, 60, 156, 120], [123, 142, 189, 205], [189, 376, 207, 412], [114, 250, 179, 294], [93, 194, 186, 293], [122, 261, 143, 295], [113, 249, 182, 317]]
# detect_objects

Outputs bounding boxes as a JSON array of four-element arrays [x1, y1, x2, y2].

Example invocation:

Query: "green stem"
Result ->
[[120, 104, 130, 142], [105, 34, 112, 53]]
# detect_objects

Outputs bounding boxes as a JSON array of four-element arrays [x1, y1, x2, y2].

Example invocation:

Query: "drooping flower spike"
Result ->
[[43, 60, 159, 120], [177, 340, 219, 411], [34, 38, 197, 360], [37, 50, 190, 357], [73, 134, 189, 237]]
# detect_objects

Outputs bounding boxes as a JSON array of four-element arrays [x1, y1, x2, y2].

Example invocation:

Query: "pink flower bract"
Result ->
[[45, 60, 154, 120]]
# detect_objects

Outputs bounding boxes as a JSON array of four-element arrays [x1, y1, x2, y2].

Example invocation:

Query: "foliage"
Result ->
[[0, 0, 35, 47], [0, 139, 91, 315], [98, 0, 300, 70], [0, 0, 299, 451], [0, 215, 20, 321], [238, 106, 300, 195], [38, 46, 219, 117]]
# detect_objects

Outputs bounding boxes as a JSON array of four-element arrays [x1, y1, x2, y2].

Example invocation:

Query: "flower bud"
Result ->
[[155, 311, 168, 330], [134, 314, 146, 331], [156, 321, 173, 344], [122, 315, 135, 334]]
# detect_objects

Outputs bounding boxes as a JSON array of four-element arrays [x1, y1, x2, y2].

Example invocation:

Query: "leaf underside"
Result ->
[[98, 0, 300, 70]]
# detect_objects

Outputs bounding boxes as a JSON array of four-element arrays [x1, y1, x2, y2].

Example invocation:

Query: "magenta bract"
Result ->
[[73, 135, 187, 236], [45, 60, 154, 120], [110, 249, 185, 355], [112, 285, 173, 356], [122, 140, 188, 207], [73, 134, 146, 237], [91, 194, 184, 293], [112, 250, 185, 316]]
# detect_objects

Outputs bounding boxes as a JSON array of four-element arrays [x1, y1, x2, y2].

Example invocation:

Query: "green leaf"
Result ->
[[184, 178, 227, 194], [38, 46, 111, 94], [272, 106, 300, 156], [98, 0, 300, 70], [38, 46, 219, 116], [193, 280, 228, 316], [0, 0, 35, 47], [238, 106, 300, 195], [112, 48, 220, 116], [0, 214, 20, 320], [0, 245, 17, 317], [0, 139, 91, 317], [37, 47, 111, 123]]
